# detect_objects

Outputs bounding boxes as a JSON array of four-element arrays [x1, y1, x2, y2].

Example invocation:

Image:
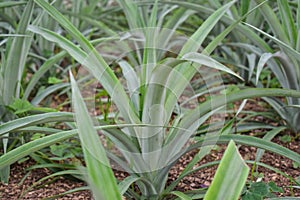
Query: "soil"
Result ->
[[0, 99, 299, 199], [0, 136, 299, 199]]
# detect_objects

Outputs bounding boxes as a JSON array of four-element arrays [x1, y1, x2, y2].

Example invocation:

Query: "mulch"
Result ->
[[1, 99, 299, 199], [0, 136, 299, 199]]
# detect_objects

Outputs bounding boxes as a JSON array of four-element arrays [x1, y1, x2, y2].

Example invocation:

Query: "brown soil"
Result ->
[[1, 99, 299, 199], [0, 136, 299, 199]]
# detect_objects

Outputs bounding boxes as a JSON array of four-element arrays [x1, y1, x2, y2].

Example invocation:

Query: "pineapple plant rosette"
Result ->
[[1, 1, 300, 199]]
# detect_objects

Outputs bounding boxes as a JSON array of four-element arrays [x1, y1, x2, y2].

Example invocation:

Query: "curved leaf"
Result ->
[[190, 135, 300, 163], [0, 130, 76, 170], [182, 52, 243, 80], [118, 176, 141, 195], [23, 51, 67, 99], [0, 112, 74, 136], [170, 191, 193, 200]]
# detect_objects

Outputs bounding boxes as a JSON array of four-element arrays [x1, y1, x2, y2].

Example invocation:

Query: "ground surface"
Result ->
[[0, 136, 299, 199], [1, 99, 299, 199]]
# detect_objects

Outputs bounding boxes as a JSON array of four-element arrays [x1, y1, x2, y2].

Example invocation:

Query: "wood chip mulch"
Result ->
[[0, 136, 299, 199], [1, 99, 299, 199]]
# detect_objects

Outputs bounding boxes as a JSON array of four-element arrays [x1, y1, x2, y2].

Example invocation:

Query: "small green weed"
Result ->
[[279, 135, 292, 143], [241, 181, 284, 200]]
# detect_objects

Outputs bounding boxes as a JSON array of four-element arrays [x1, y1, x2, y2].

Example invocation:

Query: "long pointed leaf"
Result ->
[[190, 135, 300, 164], [0, 130, 76, 170], [0, 112, 74, 136], [180, 0, 236, 55], [2, 0, 34, 104], [71, 72, 122, 200], [204, 140, 249, 200], [33, 0, 140, 126]]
